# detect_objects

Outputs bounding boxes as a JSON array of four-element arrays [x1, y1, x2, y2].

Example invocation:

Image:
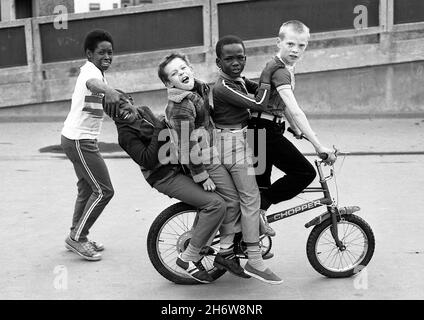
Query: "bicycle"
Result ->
[[147, 146, 375, 284]]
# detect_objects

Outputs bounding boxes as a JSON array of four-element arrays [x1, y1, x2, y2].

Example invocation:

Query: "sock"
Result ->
[[246, 245, 267, 271], [219, 233, 235, 254], [181, 243, 202, 262]]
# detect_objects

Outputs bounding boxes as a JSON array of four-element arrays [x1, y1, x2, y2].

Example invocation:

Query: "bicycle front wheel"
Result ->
[[306, 214, 375, 278]]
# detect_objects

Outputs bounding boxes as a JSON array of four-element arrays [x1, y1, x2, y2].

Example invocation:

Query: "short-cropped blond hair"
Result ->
[[278, 20, 310, 40]]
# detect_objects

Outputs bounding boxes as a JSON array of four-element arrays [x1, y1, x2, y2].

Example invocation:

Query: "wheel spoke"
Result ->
[[321, 246, 338, 266], [319, 240, 337, 246], [340, 251, 350, 268], [157, 242, 176, 248], [329, 250, 340, 269], [158, 232, 180, 239], [343, 252, 357, 266], [161, 247, 178, 261], [322, 234, 335, 244], [345, 233, 365, 244], [165, 221, 185, 238], [343, 248, 357, 265], [318, 247, 337, 255], [174, 215, 192, 233]]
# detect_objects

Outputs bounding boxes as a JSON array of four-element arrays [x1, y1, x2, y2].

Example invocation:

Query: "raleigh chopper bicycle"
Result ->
[[147, 139, 375, 284]]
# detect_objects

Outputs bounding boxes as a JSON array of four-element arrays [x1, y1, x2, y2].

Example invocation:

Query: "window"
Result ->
[[121, 0, 131, 7], [89, 3, 101, 11], [113, 3, 119, 9]]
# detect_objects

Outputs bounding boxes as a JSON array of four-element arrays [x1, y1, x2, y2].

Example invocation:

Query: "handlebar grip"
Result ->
[[318, 153, 328, 160], [287, 127, 296, 136], [287, 127, 310, 141]]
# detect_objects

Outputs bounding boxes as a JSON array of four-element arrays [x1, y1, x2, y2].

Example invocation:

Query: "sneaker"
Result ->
[[262, 252, 274, 260], [214, 252, 251, 279], [259, 210, 276, 237], [176, 254, 214, 284], [65, 236, 102, 261], [244, 262, 284, 285], [66, 238, 104, 252], [88, 239, 104, 252]]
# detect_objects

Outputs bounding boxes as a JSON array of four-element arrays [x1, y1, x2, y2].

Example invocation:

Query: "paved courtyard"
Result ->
[[1, 117, 423, 300]]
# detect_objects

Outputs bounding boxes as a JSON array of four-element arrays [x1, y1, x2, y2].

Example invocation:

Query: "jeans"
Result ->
[[216, 128, 261, 244]]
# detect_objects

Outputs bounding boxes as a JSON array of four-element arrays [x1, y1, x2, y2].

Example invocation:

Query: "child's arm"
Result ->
[[118, 125, 164, 170], [278, 87, 333, 157], [168, 100, 210, 185], [214, 79, 270, 112], [215, 59, 280, 111], [87, 79, 127, 118], [243, 77, 259, 94], [117, 110, 165, 170], [283, 107, 303, 138]]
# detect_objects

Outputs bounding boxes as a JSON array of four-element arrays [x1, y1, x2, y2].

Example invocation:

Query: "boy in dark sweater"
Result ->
[[115, 94, 247, 283], [212, 35, 283, 284]]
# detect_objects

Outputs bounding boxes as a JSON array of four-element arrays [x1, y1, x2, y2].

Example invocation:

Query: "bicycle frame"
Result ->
[[265, 159, 355, 250], [266, 159, 334, 224]]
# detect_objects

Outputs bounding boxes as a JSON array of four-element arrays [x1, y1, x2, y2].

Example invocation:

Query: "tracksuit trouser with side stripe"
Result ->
[[61, 135, 114, 242]]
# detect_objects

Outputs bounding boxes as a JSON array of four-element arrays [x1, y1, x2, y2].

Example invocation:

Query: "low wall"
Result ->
[[1, 59, 423, 122], [1, 0, 424, 120]]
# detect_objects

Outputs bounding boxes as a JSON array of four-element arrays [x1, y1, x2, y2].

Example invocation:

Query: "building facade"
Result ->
[[0, 0, 180, 19], [0, 0, 75, 20]]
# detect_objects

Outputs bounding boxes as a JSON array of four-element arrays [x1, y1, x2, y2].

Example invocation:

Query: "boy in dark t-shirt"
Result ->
[[249, 20, 336, 214]]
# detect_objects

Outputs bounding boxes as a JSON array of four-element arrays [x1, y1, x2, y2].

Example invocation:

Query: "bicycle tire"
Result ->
[[306, 214, 375, 278], [147, 202, 226, 285]]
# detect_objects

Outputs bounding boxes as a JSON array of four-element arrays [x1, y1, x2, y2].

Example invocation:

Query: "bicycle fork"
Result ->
[[328, 206, 345, 250], [306, 159, 360, 251]]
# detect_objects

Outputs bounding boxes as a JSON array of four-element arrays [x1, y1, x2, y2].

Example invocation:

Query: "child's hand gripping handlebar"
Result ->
[[319, 148, 338, 166], [287, 127, 338, 165]]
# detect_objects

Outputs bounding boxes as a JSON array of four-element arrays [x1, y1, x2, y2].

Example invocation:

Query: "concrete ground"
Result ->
[[0, 117, 424, 301]]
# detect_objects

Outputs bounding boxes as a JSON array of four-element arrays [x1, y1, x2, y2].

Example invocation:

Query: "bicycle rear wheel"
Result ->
[[147, 202, 226, 284], [306, 214, 375, 278]]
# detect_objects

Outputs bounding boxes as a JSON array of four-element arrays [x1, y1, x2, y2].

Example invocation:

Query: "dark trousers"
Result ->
[[248, 118, 316, 211], [61, 135, 114, 241]]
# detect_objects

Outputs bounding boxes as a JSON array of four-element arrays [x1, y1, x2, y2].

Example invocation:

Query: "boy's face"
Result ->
[[216, 43, 246, 78], [118, 101, 138, 122], [87, 40, 113, 72], [277, 28, 309, 66], [164, 57, 195, 90]]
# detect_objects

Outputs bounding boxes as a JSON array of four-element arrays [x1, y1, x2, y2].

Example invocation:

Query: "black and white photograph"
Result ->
[[0, 0, 423, 309]]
